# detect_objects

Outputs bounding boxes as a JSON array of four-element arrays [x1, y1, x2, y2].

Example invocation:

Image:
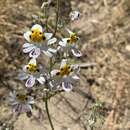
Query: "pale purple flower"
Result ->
[[58, 29, 82, 57], [50, 59, 80, 92], [9, 91, 34, 114], [23, 24, 57, 58], [19, 58, 46, 88]]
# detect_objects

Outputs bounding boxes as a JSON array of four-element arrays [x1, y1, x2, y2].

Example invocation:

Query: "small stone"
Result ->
[[125, 45, 130, 51]]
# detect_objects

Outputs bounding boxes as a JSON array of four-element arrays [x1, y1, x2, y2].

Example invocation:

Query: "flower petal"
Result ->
[[49, 79, 62, 88], [23, 43, 33, 48], [48, 48, 57, 53], [44, 33, 53, 40], [47, 37, 57, 45], [23, 46, 36, 53], [31, 24, 43, 32], [42, 50, 53, 57], [18, 72, 29, 80], [37, 76, 45, 84], [66, 28, 73, 35], [25, 76, 35, 88], [51, 69, 59, 76], [72, 65, 80, 73], [9, 91, 16, 100], [62, 38, 69, 44], [29, 48, 41, 58], [60, 59, 67, 68], [24, 31, 31, 42], [72, 75, 80, 80], [19, 104, 32, 113], [59, 40, 67, 47], [23, 65, 28, 72], [26, 104, 33, 112], [62, 82, 73, 92], [28, 58, 37, 65], [57, 46, 62, 51], [71, 49, 82, 57], [28, 97, 35, 104]]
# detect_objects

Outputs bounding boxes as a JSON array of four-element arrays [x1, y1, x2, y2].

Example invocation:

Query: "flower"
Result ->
[[50, 59, 80, 92], [9, 91, 34, 114], [23, 24, 57, 58], [19, 58, 46, 88], [70, 11, 81, 21], [58, 28, 82, 57], [41, 0, 52, 8]]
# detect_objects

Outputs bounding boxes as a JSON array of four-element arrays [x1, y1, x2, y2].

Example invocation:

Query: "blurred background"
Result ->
[[0, 0, 130, 130]]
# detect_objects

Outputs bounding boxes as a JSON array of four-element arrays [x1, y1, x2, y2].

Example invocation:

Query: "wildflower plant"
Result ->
[[8, 0, 96, 130], [87, 101, 105, 130]]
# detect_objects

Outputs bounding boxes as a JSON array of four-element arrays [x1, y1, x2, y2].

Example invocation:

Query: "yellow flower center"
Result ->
[[16, 94, 28, 103], [57, 64, 73, 76], [67, 33, 78, 44], [27, 64, 39, 73], [30, 29, 46, 43]]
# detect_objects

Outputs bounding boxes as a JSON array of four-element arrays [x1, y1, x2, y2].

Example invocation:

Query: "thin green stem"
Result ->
[[53, 0, 60, 37], [45, 92, 54, 130]]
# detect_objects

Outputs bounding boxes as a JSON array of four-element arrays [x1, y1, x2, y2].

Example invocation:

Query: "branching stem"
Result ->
[[45, 92, 54, 130], [53, 0, 60, 37]]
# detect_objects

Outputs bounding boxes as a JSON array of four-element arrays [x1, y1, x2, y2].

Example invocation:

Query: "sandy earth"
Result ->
[[0, 0, 130, 130]]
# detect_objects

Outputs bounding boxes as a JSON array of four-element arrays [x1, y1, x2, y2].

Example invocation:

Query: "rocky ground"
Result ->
[[0, 0, 130, 130]]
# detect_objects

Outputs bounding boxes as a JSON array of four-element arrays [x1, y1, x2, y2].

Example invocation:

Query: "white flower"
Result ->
[[23, 24, 57, 58], [41, 0, 52, 8], [58, 29, 82, 57], [70, 11, 81, 21], [19, 58, 46, 88], [51, 59, 80, 92], [9, 91, 34, 114]]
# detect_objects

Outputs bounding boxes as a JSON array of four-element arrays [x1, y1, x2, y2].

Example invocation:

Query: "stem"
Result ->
[[53, 0, 60, 37], [48, 90, 64, 99], [44, 6, 49, 31], [45, 93, 54, 130], [49, 57, 53, 73]]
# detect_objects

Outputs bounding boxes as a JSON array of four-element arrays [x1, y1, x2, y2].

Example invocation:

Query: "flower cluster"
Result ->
[[20, 24, 82, 90], [10, 17, 82, 115], [4, 0, 98, 128]]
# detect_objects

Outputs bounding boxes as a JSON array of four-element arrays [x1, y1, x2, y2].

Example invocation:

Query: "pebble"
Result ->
[[125, 45, 130, 51]]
